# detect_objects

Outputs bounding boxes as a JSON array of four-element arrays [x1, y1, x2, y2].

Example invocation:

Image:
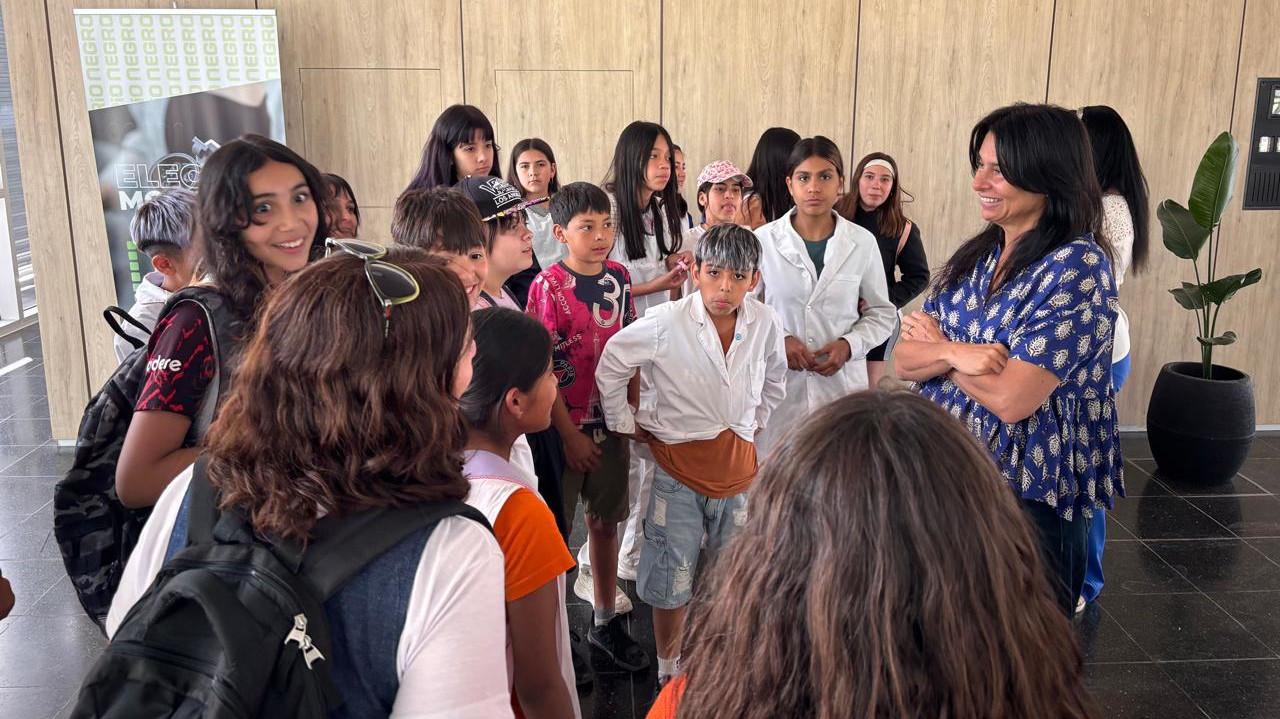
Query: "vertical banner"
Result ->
[[74, 9, 286, 307]]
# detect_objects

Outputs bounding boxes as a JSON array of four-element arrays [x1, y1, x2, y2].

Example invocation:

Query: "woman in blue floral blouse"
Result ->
[[895, 103, 1124, 615]]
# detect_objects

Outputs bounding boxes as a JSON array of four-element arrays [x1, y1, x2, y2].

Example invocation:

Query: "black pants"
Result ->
[[1020, 497, 1088, 616], [527, 425, 570, 544]]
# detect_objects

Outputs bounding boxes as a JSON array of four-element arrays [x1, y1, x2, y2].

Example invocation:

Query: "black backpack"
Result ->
[[54, 287, 245, 627], [70, 465, 490, 718]]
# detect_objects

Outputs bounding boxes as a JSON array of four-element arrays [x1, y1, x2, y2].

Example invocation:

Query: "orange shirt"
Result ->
[[648, 429, 757, 498], [647, 675, 686, 719], [492, 487, 575, 602]]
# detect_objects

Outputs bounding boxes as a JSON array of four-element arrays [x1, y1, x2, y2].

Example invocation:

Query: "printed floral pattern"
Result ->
[[917, 237, 1124, 519]]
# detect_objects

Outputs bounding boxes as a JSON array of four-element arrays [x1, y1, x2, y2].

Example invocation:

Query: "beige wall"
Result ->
[[3, 0, 1277, 438]]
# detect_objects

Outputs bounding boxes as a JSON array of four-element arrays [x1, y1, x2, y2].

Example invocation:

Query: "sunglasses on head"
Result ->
[[324, 238, 420, 338]]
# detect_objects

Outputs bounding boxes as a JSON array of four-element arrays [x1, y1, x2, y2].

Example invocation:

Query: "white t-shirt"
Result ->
[[1101, 193, 1133, 362], [608, 192, 675, 318], [525, 206, 563, 269], [114, 272, 173, 363], [106, 465, 514, 719]]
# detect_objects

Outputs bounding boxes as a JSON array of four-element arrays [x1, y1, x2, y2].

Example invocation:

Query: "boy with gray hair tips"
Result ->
[[112, 188, 203, 362], [594, 223, 788, 690]]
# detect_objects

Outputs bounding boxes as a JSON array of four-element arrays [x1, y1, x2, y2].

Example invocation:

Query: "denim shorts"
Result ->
[[637, 466, 748, 609]]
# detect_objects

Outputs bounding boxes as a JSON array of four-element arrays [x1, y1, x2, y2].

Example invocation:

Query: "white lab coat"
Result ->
[[753, 209, 897, 455]]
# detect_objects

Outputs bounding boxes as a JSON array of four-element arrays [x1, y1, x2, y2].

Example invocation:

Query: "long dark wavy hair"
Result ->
[[835, 152, 913, 239], [603, 121, 682, 261], [507, 137, 561, 196], [204, 248, 472, 543], [933, 104, 1105, 294], [931, 102, 1100, 292], [676, 391, 1095, 719], [1081, 105, 1149, 274], [746, 127, 801, 223], [197, 134, 328, 322], [406, 104, 501, 192]]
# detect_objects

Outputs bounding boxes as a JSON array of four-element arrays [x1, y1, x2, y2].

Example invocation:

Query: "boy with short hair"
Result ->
[[526, 181, 648, 672], [391, 186, 490, 305], [595, 223, 788, 688], [114, 188, 202, 362]]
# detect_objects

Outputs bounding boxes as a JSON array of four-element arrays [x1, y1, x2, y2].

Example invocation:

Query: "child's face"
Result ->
[[241, 160, 318, 283], [488, 214, 534, 279], [432, 245, 488, 303], [327, 188, 359, 239], [644, 135, 672, 196], [674, 149, 687, 191], [699, 180, 744, 226], [452, 129, 495, 179], [554, 210, 614, 266], [858, 165, 894, 211], [516, 150, 555, 197], [786, 156, 842, 218], [513, 358, 558, 434], [695, 262, 759, 317]]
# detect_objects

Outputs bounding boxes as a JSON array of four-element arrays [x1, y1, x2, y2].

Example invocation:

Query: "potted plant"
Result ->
[[1147, 131, 1263, 484]]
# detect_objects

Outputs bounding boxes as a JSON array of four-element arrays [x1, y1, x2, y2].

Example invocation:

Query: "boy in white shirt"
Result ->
[[595, 223, 787, 688], [113, 188, 202, 362]]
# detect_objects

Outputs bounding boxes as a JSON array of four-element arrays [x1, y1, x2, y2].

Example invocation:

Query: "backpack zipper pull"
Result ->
[[284, 613, 326, 669]]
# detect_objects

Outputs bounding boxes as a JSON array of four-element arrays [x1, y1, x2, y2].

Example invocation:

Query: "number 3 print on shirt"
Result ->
[[592, 273, 623, 328]]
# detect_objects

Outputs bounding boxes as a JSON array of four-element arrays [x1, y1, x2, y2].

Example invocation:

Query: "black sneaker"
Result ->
[[588, 615, 650, 672], [570, 630, 594, 689]]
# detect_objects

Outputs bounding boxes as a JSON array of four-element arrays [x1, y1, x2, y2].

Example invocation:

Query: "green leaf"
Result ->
[[1200, 268, 1264, 305], [1169, 284, 1207, 310], [1197, 331, 1237, 347], [1188, 131, 1238, 229], [1158, 200, 1211, 260]]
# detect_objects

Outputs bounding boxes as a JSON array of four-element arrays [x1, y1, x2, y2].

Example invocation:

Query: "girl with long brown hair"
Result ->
[[650, 390, 1094, 719], [107, 247, 513, 718], [835, 152, 930, 387]]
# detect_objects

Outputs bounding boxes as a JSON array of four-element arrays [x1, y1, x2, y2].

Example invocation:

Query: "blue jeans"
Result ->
[[1082, 354, 1132, 603], [637, 467, 747, 610]]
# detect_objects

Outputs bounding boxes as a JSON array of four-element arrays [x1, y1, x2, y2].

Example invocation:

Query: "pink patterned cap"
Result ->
[[696, 160, 753, 189]]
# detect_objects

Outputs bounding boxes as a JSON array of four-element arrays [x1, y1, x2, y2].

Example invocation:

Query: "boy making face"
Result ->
[[596, 224, 787, 688]]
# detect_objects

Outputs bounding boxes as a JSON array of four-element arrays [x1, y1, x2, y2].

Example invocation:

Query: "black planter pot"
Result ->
[[1147, 362, 1255, 485]]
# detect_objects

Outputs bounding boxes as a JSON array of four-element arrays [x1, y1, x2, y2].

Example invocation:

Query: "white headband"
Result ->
[[864, 159, 895, 176]]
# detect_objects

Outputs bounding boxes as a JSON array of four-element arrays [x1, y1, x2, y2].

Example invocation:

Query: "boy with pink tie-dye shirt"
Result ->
[[525, 181, 648, 673]]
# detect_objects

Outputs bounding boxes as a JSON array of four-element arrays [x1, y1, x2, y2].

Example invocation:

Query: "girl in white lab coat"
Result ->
[[753, 136, 897, 455]]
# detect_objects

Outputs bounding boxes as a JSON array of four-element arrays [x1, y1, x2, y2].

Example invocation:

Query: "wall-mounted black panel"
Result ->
[[1243, 77, 1280, 210]]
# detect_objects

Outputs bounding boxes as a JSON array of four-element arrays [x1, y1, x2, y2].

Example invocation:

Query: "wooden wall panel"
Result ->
[[0, 0, 89, 438], [262, 0, 463, 152], [1048, 0, 1246, 426], [463, 1, 661, 186], [1216, 0, 1280, 427], [662, 0, 858, 214], [300, 68, 443, 208], [855, 0, 1054, 311], [266, 0, 463, 240], [494, 70, 636, 187]]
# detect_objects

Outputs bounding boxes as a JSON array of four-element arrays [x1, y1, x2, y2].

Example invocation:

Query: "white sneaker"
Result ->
[[574, 564, 633, 614], [1075, 595, 1087, 615], [617, 556, 639, 582]]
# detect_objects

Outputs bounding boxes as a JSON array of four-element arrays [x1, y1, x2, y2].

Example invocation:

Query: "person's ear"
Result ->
[[150, 253, 175, 276], [504, 386, 525, 420], [552, 223, 567, 244], [748, 270, 761, 292]]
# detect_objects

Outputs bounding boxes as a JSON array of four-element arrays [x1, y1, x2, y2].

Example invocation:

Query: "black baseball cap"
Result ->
[[454, 175, 546, 222]]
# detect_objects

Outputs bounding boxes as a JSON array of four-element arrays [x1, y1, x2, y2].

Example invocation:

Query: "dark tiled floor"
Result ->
[[3, 322, 1280, 718]]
